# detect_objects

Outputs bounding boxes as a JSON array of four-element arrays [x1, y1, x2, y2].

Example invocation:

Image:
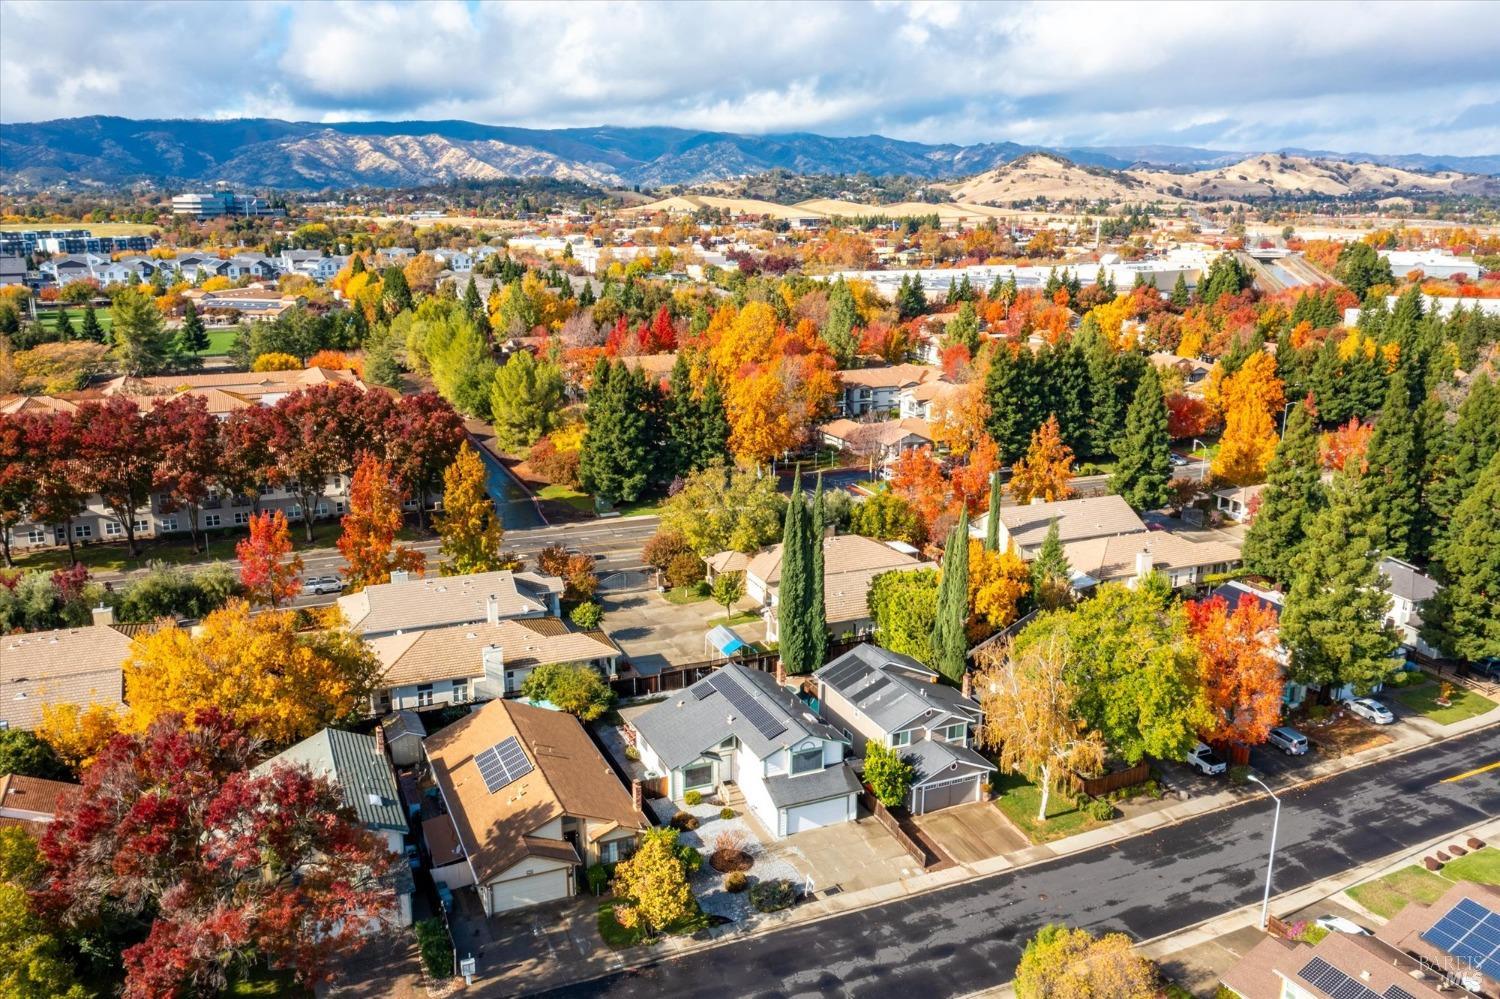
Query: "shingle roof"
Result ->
[[816, 643, 982, 735], [380, 710, 427, 742], [368, 617, 619, 689], [977, 494, 1147, 550], [423, 699, 645, 885], [632, 662, 844, 771], [903, 739, 996, 787], [257, 728, 407, 833], [338, 570, 562, 636], [1378, 557, 1440, 604], [1061, 531, 1240, 585], [746, 534, 922, 588], [0, 774, 81, 819], [0, 625, 131, 730], [763, 762, 862, 808]]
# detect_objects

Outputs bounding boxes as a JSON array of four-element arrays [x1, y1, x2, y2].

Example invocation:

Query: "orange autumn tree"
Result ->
[[338, 455, 426, 591], [1185, 593, 1284, 746], [236, 509, 304, 607], [1010, 415, 1075, 504], [889, 445, 951, 533], [1211, 351, 1284, 486], [306, 349, 364, 377], [1320, 418, 1373, 472]]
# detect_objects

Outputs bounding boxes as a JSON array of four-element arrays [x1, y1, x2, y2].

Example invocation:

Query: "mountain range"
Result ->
[[3, 116, 1499, 191]]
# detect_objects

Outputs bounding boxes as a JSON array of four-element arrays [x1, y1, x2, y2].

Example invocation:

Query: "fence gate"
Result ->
[[597, 569, 652, 593]]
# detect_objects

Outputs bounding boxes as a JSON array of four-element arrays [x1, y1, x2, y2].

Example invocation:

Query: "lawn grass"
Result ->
[[200, 327, 237, 356], [665, 582, 710, 605], [37, 306, 114, 333], [708, 610, 760, 627], [613, 499, 665, 518], [223, 966, 311, 997], [1391, 682, 1497, 725], [10, 520, 347, 575], [1348, 865, 1454, 919], [1444, 847, 1500, 886], [536, 483, 595, 513], [992, 771, 1113, 845], [596, 897, 710, 949]]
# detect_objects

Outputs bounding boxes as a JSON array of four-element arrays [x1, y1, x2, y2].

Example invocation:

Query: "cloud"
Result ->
[[2, 0, 1497, 155]]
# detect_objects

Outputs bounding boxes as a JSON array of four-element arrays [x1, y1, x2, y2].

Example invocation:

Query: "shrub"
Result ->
[[624, 746, 640, 762], [750, 878, 797, 913], [863, 742, 916, 808], [414, 918, 452, 979], [676, 844, 703, 874], [684, 789, 703, 807], [587, 863, 611, 895], [1228, 765, 1251, 786], [670, 811, 699, 831], [719, 806, 736, 820], [725, 871, 749, 893], [613, 903, 640, 929], [666, 552, 706, 589], [643, 530, 695, 572], [1082, 797, 1116, 821], [570, 601, 604, 630], [712, 829, 747, 855]]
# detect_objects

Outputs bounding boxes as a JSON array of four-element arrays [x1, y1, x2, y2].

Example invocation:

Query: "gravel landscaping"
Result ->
[[646, 798, 804, 924]]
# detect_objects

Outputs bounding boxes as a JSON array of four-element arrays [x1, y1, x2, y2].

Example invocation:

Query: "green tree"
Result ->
[[848, 490, 926, 547], [79, 304, 104, 343], [823, 277, 860, 367], [1242, 397, 1324, 583], [54, 308, 74, 340], [777, 476, 814, 674], [862, 742, 916, 808], [896, 273, 927, 320], [1109, 364, 1171, 510], [489, 350, 564, 449], [930, 510, 971, 684], [0, 729, 69, 781], [1335, 243, 1394, 300], [946, 301, 980, 354], [1198, 253, 1253, 306], [658, 462, 785, 555], [1280, 467, 1399, 692], [579, 360, 662, 506], [427, 314, 497, 418], [1170, 272, 1191, 309], [381, 265, 414, 315], [109, 286, 175, 375], [1422, 452, 1500, 661], [985, 344, 1043, 461], [363, 323, 402, 388], [1363, 366, 1423, 560], [984, 469, 1001, 552], [1430, 374, 1500, 545], [711, 571, 745, 621], [808, 476, 827, 670], [869, 568, 940, 665], [1030, 520, 1072, 609], [519, 662, 614, 721], [462, 275, 488, 332], [178, 300, 210, 354]]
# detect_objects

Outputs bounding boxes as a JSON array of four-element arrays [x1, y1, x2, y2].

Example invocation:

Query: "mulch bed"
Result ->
[[709, 849, 754, 874]]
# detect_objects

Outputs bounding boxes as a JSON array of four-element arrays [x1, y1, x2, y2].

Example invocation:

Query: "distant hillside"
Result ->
[[2, 116, 1496, 193]]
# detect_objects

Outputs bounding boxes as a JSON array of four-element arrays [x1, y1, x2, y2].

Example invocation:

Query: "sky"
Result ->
[[2, 0, 1498, 155]]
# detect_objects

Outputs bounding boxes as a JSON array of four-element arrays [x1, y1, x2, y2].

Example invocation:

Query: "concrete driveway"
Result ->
[[911, 801, 1029, 864], [769, 809, 924, 894], [601, 587, 765, 676]]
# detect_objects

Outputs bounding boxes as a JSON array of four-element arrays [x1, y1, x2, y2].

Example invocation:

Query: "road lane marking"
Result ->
[[1440, 761, 1500, 783]]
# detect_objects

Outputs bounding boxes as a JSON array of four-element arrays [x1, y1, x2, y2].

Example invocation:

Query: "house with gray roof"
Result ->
[[257, 727, 414, 926], [815, 644, 994, 814], [628, 662, 861, 838], [1379, 556, 1443, 658]]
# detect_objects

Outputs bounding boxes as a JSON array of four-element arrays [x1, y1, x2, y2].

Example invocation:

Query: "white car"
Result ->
[[1186, 742, 1227, 776], [305, 575, 345, 595], [1169, 452, 1190, 467], [1315, 915, 1371, 936], [1346, 698, 1395, 725]]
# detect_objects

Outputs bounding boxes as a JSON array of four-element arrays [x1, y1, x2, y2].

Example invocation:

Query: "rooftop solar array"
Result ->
[[708, 671, 786, 741], [818, 655, 871, 689], [475, 735, 534, 794], [1297, 958, 1420, 999], [1421, 897, 1500, 983]]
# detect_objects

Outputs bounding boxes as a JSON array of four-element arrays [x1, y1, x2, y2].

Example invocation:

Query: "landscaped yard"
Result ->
[[535, 483, 595, 514], [1391, 681, 1497, 725], [200, 327, 237, 356], [1444, 847, 1500, 885], [708, 610, 760, 627], [1348, 848, 1500, 919], [664, 582, 710, 605], [10, 519, 354, 574], [992, 771, 1114, 845], [596, 895, 709, 948], [37, 306, 114, 334]]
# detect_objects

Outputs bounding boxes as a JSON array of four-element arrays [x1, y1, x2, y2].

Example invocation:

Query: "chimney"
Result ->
[[961, 671, 973, 700], [91, 604, 115, 627], [631, 779, 643, 812], [486, 594, 499, 626], [775, 660, 787, 685], [390, 570, 411, 585], [374, 720, 386, 756], [1134, 549, 1153, 581]]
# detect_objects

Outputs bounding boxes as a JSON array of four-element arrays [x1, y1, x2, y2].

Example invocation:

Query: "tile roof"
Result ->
[[977, 494, 1147, 550], [256, 728, 407, 833], [746, 534, 922, 588], [337, 570, 562, 636], [836, 363, 938, 390], [0, 774, 81, 819], [0, 624, 131, 730], [816, 643, 983, 735], [368, 617, 619, 689], [423, 699, 645, 885], [818, 417, 934, 448], [1061, 531, 1241, 584]]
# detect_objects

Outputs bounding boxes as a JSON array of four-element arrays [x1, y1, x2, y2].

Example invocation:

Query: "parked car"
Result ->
[[305, 575, 344, 595], [1267, 726, 1310, 756], [1169, 452, 1190, 467], [1186, 742, 1227, 776], [1315, 915, 1371, 936], [1346, 697, 1395, 725]]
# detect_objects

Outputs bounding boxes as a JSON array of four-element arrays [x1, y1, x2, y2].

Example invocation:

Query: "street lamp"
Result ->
[[1280, 401, 1296, 434], [1246, 774, 1282, 930]]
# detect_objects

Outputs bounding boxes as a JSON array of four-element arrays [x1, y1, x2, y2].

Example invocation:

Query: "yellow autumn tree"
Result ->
[[252, 352, 302, 372], [968, 540, 1031, 631], [1211, 351, 1284, 486], [36, 702, 122, 770], [121, 600, 382, 745], [1010, 415, 1075, 504]]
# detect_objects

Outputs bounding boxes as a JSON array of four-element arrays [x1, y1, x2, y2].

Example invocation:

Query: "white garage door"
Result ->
[[784, 795, 849, 835], [489, 868, 569, 913]]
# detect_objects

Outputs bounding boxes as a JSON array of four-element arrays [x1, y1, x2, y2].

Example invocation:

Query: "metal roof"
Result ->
[[257, 728, 407, 833]]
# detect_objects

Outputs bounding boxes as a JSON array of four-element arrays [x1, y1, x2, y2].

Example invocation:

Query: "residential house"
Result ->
[[0, 613, 130, 731], [1149, 351, 1215, 396], [1379, 557, 1442, 658], [431, 248, 473, 272], [898, 378, 962, 420], [0, 774, 80, 835], [37, 253, 107, 286], [337, 569, 564, 637], [743, 534, 934, 642], [423, 698, 647, 915], [818, 416, 933, 464], [256, 728, 414, 926], [280, 250, 344, 282], [181, 286, 305, 322], [815, 644, 994, 814], [969, 494, 1148, 556], [1062, 531, 1241, 590], [379, 710, 428, 767], [223, 254, 280, 280], [834, 364, 938, 417], [629, 662, 861, 837], [172, 253, 229, 283], [1214, 484, 1265, 522]]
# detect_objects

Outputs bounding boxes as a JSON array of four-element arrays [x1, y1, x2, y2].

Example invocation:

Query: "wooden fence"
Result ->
[[1071, 761, 1151, 798], [609, 640, 863, 700]]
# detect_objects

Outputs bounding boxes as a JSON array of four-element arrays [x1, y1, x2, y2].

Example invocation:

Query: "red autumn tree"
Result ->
[[36, 709, 398, 999], [889, 445, 951, 535], [1185, 593, 1285, 746], [148, 394, 222, 553], [269, 384, 364, 542], [1320, 418, 1373, 472], [337, 455, 425, 590], [0, 413, 37, 567], [236, 510, 304, 607], [218, 406, 280, 515], [386, 392, 466, 529], [16, 411, 90, 562], [73, 397, 155, 556], [1165, 392, 1219, 441]]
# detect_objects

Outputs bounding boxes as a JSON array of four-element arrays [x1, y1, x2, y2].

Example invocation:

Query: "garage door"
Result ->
[[489, 868, 570, 913], [784, 795, 849, 835], [916, 776, 978, 814]]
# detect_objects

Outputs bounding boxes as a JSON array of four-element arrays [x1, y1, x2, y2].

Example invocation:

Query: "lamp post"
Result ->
[[1247, 774, 1282, 930]]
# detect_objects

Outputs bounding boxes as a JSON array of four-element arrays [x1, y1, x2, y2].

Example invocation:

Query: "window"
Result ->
[[933, 723, 967, 744], [203, 514, 221, 529], [158, 517, 178, 532], [890, 730, 912, 748], [451, 680, 468, 704], [790, 746, 823, 776], [415, 684, 434, 708], [682, 762, 714, 790], [133, 519, 151, 534], [599, 838, 635, 865], [73, 524, 92, 540], [104, 521, 123, 537], [25, 527, 45, 545]]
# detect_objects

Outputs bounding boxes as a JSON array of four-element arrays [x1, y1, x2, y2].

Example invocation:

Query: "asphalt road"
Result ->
[[542, 725, 1500, 999]]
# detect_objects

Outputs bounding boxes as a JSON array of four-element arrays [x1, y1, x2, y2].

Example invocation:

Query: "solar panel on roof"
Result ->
[[709, 671, 786, 741], [1297, 958, 1383, 999], [855, 674, 892, 703], [692, 680, 716, 701], [475, 735, 533, 794], [1385, 987, 1417, 999], [819, 656, 869, 688], [1421, 896, 1500, 983]]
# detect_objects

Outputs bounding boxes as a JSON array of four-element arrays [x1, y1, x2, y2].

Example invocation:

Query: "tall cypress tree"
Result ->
[[462, 276, 489, 333], [984, 470, 1002, 551], [1280, 467, 1399, 693], [1109, 364, 1171, 510], [1363, 366, 1421, 560], [1422, 451, 1500, 661], [1170, 272, 1191, 309], [823, 277, 859, 368], [1242, 397, 1323, 583], [808, 474, 827, 671], [777, 475, 812, 673], [930, 509, 970, 684]]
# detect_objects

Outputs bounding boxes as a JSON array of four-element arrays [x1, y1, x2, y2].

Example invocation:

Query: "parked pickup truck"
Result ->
[[1186, 742, 1228, 776]]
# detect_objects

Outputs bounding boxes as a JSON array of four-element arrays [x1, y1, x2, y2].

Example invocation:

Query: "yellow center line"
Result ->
[[1441, 761, 1500, 784]]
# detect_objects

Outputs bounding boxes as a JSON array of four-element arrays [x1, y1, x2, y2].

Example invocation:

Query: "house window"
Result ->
[[159, 517, 178, 532], [933, 723, 967, 744], [133, 519, 151, 534], [790, 746, 823, 776], [682, 762, 714, 790], [415, 684, 434, 707], [73, 524, 92, 540], [890, 730, 912, 748], [24, 527, 45, 545], [104, 520, 123, 537], [233, 511, 250, 526], [203, 514, 221, 529], [451, 680, 468, 703], [599, 838, 636, 865]]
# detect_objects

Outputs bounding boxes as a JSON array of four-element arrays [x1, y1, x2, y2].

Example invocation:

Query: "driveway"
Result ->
[[601, 587, 766, 677], [911, 801, 1028, 864], [769, 808, 925, 894], [450, 892, 620, 995]]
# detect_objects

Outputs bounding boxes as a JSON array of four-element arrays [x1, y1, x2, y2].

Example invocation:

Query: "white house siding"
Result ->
[[431, 861, 476, 891]]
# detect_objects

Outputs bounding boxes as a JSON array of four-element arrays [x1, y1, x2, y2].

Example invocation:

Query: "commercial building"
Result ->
[[170, 190, 282, 218]]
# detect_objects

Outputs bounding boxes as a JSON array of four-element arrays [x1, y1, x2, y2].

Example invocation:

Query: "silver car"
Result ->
[[1267, 726, 1309, 755], [305, 575, 345, 595], [1346, 697, 1395, 725]]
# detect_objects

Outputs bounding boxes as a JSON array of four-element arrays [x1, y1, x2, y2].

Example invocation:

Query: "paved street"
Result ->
[[539, 726, 1500, 999]]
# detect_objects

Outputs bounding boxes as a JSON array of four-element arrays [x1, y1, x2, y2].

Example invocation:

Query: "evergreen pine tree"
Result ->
[[1429, 374, 1500, 544], [946, 300, 980, 354], [984, 469, 1001, 552], [363, 323, 402, 388], [579, 360, 657, 506], [1280, 467, 1399, 692], [1109, 364, 1171, 510], [350, 253, 365, 275], [463, 276, 488, 332], [777, 475, 812, 673], [823, 277, 860, 367], [930, 509, 970, 685], [1030, 519, 1072, 607], [808, 475, 827, 671], [179, 301, 209, 354], [1363, 366, 1422, 560], [666, 353, 700, 477], [381, 266, 413, 314], [1242, 397, 1323, 583], [578, 281, 596, 308], [1421, 451, 1500, 661], [80, 304, 104, 343], [54, 308, 75, 340], [985, 345, 1042, 462], [698, 373, 730, 466], [1171, 271, 1192, 309]]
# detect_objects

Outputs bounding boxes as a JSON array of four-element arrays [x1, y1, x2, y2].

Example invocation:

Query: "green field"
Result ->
[[1391, 681, 1497, 725], [37, 306, 113, 333], [201, 328, 237, 356]]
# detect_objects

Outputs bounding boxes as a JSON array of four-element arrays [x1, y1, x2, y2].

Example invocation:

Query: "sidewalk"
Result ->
[[500, 706, 1500, 995]]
